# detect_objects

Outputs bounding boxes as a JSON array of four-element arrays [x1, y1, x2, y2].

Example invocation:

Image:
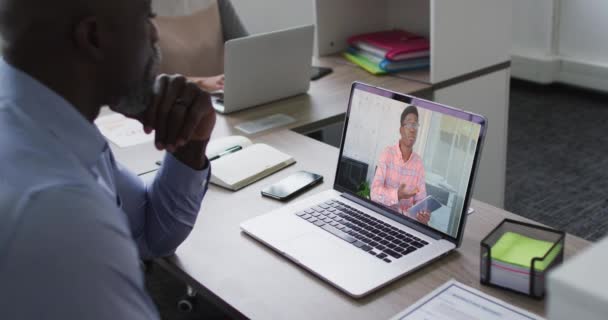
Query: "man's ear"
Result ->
[[73, 17, 104, 61]]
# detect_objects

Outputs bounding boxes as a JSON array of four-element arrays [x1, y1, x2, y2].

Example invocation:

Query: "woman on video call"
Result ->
[[370, 106, 431, 225]]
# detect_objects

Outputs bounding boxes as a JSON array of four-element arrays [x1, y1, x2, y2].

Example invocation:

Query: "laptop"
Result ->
[[241, 82, 487, 297], [211, 24, 314, 114]]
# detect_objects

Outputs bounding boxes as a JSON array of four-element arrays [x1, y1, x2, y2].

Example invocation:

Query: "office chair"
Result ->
[[337, 156, 369, 193], [425, 183, 450, 206], [154, 0, 247, 77]]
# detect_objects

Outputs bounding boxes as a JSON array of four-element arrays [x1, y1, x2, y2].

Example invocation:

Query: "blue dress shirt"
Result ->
[[0, 59, 209, 319]]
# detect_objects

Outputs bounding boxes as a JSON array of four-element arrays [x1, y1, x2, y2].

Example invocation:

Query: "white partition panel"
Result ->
[[315, 0, 388, 56], [387, 0, 431, 38], [431, 0, 512, 83], [434, 69, 510, 208]]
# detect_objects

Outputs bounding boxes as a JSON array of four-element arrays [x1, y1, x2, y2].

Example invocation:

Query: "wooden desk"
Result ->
[[109, 57, 430, 175], [156, 130, 589, 320]]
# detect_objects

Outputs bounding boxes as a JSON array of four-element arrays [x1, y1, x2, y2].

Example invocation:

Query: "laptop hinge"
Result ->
[[340, 193, 445, 241]]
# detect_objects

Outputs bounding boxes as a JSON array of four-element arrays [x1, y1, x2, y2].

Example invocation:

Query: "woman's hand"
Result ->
[[190, 74, 224, 92]]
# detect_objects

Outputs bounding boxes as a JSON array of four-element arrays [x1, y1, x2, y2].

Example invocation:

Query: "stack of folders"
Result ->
[[488, 232, 561, 294], [344, 29, 430, 75]]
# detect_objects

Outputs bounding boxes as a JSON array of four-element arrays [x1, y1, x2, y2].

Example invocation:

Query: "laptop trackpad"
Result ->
[[283, 232, 380, 293]]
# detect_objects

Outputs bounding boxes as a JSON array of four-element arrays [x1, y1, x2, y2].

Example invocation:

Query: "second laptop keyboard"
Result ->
[[296, 200, 429, 263]]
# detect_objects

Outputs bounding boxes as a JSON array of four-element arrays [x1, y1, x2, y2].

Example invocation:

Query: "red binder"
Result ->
[[347, 29, 430, 61]]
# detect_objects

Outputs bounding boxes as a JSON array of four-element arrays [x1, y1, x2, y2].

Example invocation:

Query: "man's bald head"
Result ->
[[0, 0, 160, 120], [0, 0, 130, 46]]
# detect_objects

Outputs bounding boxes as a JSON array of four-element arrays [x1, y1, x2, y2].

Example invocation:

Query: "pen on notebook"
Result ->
[[155, 145, 243, 166], [209, 145, 242, 161]]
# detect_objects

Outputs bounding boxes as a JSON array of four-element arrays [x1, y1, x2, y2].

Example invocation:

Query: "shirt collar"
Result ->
[[0, 58, 107, 167], [394, 142, 416, 164]]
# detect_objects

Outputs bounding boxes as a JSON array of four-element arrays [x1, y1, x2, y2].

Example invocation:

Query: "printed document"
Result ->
[[390, 280, 544, 320], [95, 114, 154, 148]]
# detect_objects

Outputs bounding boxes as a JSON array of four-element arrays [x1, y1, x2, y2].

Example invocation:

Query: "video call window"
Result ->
[[339, 89, 481, 237]]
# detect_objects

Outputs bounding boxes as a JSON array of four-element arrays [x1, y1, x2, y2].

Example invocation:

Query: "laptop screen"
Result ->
[[335, 83, 486, 241]]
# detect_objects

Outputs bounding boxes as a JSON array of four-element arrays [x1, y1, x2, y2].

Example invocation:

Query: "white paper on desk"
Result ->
[[390, 280, 544, 320], [94, 114, 154, 148]]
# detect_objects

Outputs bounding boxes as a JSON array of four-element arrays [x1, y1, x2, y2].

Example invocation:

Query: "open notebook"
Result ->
[[207, 136, 295, 191]]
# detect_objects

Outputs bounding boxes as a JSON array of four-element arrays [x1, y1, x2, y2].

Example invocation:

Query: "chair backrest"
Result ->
[[154, 0, 224, 77], [337, 156, 369, 193]]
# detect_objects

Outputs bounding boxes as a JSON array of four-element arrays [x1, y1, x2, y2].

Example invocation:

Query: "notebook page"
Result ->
[[212, 144, 293, 186]]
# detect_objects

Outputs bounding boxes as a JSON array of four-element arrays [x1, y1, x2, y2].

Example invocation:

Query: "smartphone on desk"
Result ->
[[261, 171, 323, 201]]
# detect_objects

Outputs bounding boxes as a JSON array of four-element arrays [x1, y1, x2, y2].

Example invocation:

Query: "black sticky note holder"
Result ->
[[480, 219, 565, 299]]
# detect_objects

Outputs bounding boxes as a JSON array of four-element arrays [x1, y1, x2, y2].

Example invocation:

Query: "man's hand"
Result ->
[[140, 74, 216, 169], [191, 75, 224, 92], [415, 210, 431, 225], [398, 184, 419, 200]]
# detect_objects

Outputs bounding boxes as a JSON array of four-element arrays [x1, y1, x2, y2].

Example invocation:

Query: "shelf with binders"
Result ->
[[313, 0, 511, 85]]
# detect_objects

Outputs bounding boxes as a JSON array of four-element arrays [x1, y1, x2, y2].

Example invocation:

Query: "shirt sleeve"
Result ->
[[114, 152, 210, 259], [370, 150, 399, 208], [0, 186, 159, 320]]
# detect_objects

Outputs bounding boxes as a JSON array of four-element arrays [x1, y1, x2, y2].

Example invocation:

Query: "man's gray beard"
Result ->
[[113, 45, 162, 116]]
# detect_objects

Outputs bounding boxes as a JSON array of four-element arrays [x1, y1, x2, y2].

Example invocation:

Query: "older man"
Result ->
[[0, 0, 215, 318]]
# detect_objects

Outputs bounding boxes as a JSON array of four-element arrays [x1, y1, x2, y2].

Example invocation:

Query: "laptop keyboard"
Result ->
[[295, 200, 429, 263]]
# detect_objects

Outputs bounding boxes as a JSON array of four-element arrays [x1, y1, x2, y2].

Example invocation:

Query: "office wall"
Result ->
[[510, 0, 559, 84], [511, 0, 555, 57], [512, 0, 608, 91], [557, 0, 608, 90], [559, 1, 608, 63]]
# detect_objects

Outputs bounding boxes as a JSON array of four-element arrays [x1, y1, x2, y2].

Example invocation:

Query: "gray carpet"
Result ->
[[506, 80, 608, 241], [146, 79, 608, 319]]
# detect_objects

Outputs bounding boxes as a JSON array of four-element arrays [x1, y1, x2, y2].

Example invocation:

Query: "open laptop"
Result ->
[[212, 24, 314, 114], [241, 82, 487, 297]]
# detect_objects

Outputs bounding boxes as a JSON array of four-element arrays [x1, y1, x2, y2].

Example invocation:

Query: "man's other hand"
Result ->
[[398, 184, 419, 200], [141, 74, 216, 153]]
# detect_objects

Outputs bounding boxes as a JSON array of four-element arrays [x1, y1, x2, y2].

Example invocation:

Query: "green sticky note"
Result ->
[[491, 232, 561, 271], [343, 52, 387, 75]]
